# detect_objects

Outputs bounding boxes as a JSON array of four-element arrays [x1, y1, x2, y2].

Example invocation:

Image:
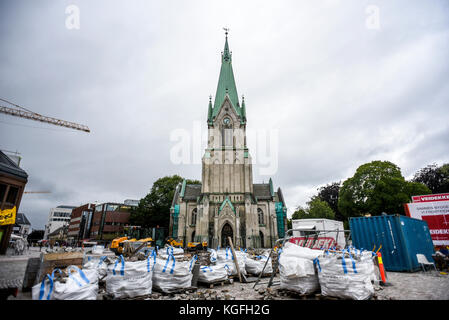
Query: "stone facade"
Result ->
[[169, 34, 287, 248]]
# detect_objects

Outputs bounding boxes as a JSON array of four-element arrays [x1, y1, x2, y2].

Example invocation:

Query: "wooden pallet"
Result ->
[[278, 288, 323, 300], [198, 278, 231, 288], [153, 286, 198, 295]]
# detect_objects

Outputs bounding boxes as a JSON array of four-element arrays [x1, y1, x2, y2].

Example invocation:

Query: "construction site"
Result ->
[[0, 216, 448, 302], [1, 2, 449, 308]]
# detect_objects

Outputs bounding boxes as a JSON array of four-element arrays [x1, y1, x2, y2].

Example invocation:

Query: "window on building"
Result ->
[[5, 186, 19, 205], [0, 184, 7, 202], [191, 208, 197, 226], [258, 208, 264, 225], [95, 204, 103, 212], [106, 204, 119, 212]]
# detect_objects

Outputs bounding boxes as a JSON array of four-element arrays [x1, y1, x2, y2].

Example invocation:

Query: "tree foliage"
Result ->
[[338, 160, 431, 219], [129, 175, 201, 228], [412, 163, 449, 194], [291, 198, 335, 220], [316, 182, 342, 220]]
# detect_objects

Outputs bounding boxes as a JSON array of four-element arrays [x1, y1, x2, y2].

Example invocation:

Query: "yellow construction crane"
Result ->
[[0, 98, 90, 132], [23, 191, 51, 194]]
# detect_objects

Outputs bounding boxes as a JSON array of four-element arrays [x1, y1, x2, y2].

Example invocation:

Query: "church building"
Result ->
[[169, 32, 287, 248]]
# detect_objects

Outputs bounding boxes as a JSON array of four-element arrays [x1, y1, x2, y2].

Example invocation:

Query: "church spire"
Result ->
[[208, 29, 244, 123]]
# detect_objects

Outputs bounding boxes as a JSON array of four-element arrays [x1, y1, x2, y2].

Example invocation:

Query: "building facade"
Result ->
[[169, 33, 287, 248], [67, 203, 95, 244], [89, 202, 132, 240], [44, 205, 76, 240], [0, 151, 28, 254]]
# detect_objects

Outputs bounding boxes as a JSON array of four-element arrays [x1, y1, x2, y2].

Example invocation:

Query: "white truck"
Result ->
[[291, 218, 346, 249]]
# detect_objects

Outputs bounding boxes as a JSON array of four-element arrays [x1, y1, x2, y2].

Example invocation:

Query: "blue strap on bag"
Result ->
[[341, 251, 348, 274], [39, 273, 54, 300], [201, 266, 213, 273], [98, 256, 107, 267], [189, 255, 197, 272], [162, 253, 176, 274], [67, 265, 91, 287], [147, 249, 157, 272], [113, 255, 125, 276], [347, 249, 358, 274], [313, 258, 321, 272]]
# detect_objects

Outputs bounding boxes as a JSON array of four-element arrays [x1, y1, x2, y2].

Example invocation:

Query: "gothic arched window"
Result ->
[[258, 208, 264, 225], [191, 208, 197, 225]]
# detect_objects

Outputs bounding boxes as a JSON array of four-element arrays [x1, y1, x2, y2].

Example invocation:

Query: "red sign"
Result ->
[[289, 237, 341, 250], [412, 193, 449, 203], [405, 200, 449, 246], [421, 215, 449, 242]]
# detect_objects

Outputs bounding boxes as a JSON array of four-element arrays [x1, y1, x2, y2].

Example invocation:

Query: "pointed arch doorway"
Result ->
[[221, 223, 233, 247]]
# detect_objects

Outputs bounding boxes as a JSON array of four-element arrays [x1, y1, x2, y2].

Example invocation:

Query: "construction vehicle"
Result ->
[[110, 236, 154, 256], [186, 241, 208, 252], [110, 237, 128, 255], [166, 237, 183, 248]]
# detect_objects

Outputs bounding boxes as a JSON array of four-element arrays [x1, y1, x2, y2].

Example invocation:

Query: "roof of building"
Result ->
[[15, 212, 31, 226], [253, 183, 273, 200], [0, 150, 28, 181], [209, 33, 245, 124], [56, 205, 77, 209], [183, 184, 202, 201]]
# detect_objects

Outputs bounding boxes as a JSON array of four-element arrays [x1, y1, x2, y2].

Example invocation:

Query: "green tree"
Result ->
[[316, 182, 342, 220], [404, 181, 432, 199], [338, 161, 410, 219], [307, 197, 335, 219], [291, 206, 307, 220], [290, 199, 335, 220], [412, 163, 449, 193], [130, 175, 200, 228]]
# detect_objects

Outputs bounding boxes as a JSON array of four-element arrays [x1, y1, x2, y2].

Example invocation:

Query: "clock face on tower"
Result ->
[[223, 117, 231, 125]]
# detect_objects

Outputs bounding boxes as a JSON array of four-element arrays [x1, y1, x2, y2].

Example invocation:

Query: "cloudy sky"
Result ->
[[1, 0, 448, 230]]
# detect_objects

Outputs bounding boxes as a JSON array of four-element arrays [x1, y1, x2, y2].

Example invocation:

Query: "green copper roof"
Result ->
[[208, 34, 245, 124], [218, 196, 235, 214]]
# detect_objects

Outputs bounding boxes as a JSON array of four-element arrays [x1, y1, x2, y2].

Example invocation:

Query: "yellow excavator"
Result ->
[[166, 237, 183, 248], [110, 236, 154, 255]]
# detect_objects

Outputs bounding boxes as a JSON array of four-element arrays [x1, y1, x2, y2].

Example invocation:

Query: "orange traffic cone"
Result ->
[[377, 251, 387, 284]]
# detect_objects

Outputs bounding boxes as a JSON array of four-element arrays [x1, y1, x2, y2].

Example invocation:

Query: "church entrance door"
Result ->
[[221, 223, 233, 247]]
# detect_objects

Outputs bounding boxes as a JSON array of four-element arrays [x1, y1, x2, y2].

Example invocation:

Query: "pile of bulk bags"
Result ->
[[105, 252, 156, 299], [316, 248, 375, 300], [278, 242, 323, 295], [152, 252, 196, 293]]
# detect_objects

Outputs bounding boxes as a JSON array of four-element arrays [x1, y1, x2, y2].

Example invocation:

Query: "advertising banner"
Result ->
[[0, 206, 16, 226], [405, 195, 449, 246]]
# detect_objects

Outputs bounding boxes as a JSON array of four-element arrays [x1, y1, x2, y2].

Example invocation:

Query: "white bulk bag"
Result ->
[[53, 266, 99, 300], [216, 247, 247, 276], [91, 245, 105, 255], [105, 252, 156, 299], [278, 242, 322, 295], [316, 249, 375, 300], [158, 246, 184, 259], [198, 264, 228, 283], [152, 253, 195, 293], [83, 255, 109, 278], [245, 255, 273, 275]]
